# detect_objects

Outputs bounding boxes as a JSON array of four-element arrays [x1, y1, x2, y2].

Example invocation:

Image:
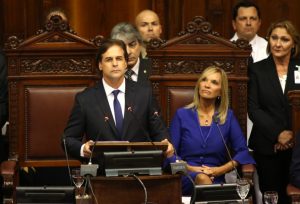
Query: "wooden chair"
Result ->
[[0, 14, 102, 203], [147, 15, 255, 200], [287, 90, 300, 204]]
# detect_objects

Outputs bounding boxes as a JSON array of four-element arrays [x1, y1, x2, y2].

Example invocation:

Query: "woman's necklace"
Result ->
[[198, 111, 213, 126], [204, 118, 209, 126]]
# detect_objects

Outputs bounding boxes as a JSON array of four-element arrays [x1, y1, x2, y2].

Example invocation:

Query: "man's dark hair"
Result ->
[[232, 0, 261, 20], [96, 39, 129, 65]]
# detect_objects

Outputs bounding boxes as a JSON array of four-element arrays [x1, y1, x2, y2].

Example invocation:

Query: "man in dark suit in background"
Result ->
[[64, 39, 173, 160], [111, 22, 151, 84]]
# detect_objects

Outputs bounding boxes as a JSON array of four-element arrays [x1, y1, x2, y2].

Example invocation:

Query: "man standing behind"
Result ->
[[231, 0, 268, 139], [231, 0, 268, 63], [135, 10, 162, 43], [64, 39, 172, 160], [231, 2, 267, 204], [111, 22, 151, 84]]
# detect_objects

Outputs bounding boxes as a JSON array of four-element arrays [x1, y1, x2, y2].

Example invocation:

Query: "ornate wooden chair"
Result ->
[[147, 15, 255, 200], [0, 14, 102, 203], [287, 90, 300, 204]]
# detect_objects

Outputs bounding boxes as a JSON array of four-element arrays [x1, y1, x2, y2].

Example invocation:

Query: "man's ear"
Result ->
[[98, 63, 102, 71], [232, 20, 237, 31]]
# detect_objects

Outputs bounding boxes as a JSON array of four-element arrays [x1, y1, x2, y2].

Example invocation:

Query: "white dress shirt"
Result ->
[[80, 78, 126, 157], [231, 33, 268, 63], [127, 57, 140, 82]]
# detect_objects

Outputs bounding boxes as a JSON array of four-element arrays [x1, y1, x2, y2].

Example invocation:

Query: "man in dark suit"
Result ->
[[64, 39, 172, 159], [110, 22, 151, 84], [291, 131, 300, 188]]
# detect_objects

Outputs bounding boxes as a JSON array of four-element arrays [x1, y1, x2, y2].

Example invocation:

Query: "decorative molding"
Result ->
[[178, 16, 220, 37], [36, 14, 76, 35], [232, 38, 252, 50], [4, 36, 23, 49], [7, 58, 18, 75], [160, 59, 234, 74], [237, 83, 247, 134], [182, 36, 215, 44], [20, 58, 93, 73], [148, 38, 167, 49], [43, 34, 74, 43], [8, 81, 19, 159], [24, 88, 30, 160], [90, 35, 104, 47]]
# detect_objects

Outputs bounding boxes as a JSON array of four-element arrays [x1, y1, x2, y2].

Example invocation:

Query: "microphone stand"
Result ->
[[213, 115, 241, 180]]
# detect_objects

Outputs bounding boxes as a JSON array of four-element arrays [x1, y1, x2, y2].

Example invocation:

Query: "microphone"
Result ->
[[212, 114, 241, 179], [62, 133, 73, 185], [151, 109, 188, 174], [80, 118, 107, 177]]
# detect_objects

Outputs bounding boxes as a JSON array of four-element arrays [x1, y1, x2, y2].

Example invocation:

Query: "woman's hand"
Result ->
[[278, 130, 293, 146], [275, 130, 294, 151], [187, 164, 215, 176]]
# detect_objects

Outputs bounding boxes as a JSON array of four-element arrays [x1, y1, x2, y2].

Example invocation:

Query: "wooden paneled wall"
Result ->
[[1, 0, 300, 46]]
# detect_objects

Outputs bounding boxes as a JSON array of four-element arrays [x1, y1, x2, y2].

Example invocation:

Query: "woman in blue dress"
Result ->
[[168, 66, 255, 195]]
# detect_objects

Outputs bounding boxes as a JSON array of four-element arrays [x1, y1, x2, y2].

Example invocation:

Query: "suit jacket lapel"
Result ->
[[122, 80, 136, 140], [137, 58, 151, 83], [94, 82, 120, 137], [284, 58, 297, 95], [267, 57, 286, 105]]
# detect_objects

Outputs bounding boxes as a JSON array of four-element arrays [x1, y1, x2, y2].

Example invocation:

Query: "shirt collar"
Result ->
[[129, 57, 140, 75], [102, 77, 126, 97], [231, 33, 258, 45]]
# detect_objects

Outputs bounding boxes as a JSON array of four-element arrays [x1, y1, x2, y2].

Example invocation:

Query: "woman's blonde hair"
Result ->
[[185, 66, 229, 124], [266, 20, 300, 58]]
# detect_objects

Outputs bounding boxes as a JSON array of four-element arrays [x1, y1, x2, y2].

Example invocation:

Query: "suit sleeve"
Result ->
[[168, 110, 182, 163], [228, 112, 255, 164], [147, 84, 170, 141], [0, 52, 8, 128], [64, 93, 86, 159]]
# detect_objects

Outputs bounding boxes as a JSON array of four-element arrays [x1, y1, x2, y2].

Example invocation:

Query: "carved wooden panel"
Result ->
[[5, 14, 101, 167], [148, 16, 250, 135]]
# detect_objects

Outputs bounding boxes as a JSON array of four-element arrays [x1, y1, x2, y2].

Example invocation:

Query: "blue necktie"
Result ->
[[112, 90, 123, 135]]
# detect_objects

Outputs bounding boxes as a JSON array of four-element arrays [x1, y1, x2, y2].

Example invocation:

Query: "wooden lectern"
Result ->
[[90, 174, 182, 204], [85, 142, 182, 204]]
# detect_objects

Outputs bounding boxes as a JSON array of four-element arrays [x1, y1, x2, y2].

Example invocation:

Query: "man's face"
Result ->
[[135, 11, 162, 42], [232, 6, 261, 41], [118, 36, 141, 68], [98, 45, 127, 86]]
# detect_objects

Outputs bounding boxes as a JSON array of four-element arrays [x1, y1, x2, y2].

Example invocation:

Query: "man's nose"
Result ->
[[148, 24, 153, 31], [246, 18, 251, 25], [112, 59, 118, 66], [126, 46, 131, 54]]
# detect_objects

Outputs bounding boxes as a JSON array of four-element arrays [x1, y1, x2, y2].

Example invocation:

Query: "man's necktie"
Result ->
[[125, 69, 135, 81], [248, 55, 254, 66], [112, 90, 123, 135]]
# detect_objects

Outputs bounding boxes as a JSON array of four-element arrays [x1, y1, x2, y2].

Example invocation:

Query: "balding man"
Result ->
[[135, 10, 162, 43]]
